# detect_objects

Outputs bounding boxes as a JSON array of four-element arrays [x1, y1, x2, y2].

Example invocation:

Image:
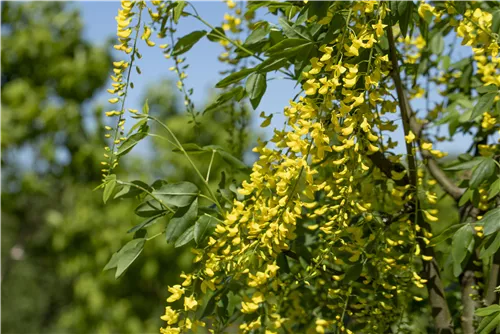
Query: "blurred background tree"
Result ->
[[1, 2, 251, 333]]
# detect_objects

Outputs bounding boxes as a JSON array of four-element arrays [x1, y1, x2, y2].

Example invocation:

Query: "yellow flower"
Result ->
[[405, 131, 416, 144], [418, 3, 435, 20], [184, 295, 198, 311], [117, 28, 132, 39], [422, 255, 433, 261], [372, 19, 387, 38], [423, 210, 438, 222], [160, 307, 179, 325], [421, 142, 433, 150], [166, 285, 184, 303], [241, 301, 259, 314], [141, 26, 151, 40], [482, 112, 497, 130], [303, 79, 319, 95]]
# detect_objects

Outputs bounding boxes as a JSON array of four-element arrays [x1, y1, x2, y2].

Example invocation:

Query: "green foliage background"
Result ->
[[1, 2, 251, 333]]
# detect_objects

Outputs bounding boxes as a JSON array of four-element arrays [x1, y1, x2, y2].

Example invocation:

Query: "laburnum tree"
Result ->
[[100, 1, 500, 333]]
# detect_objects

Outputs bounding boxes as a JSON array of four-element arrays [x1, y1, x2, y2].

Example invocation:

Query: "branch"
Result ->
[[386, 30, 464, 201], [388, 26, 455, 334], [484, 251, 500, 306], [460, 266, 480, 333], [367, 151, 409, 186], [424, 158, 465, 201]]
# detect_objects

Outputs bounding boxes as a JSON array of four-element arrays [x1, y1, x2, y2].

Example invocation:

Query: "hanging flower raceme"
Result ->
[[102, 1, 146, 178], [157, 2, 430, 333]]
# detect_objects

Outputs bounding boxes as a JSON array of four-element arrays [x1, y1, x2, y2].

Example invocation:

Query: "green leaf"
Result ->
[[488, 178, 500, 200], [476, 305, 500, 317], [117, 132, 147, 156], [194, 215, 218, 244], [114, 180, 151, 199], [344, 263, 363, 282], [152, 182, 198, 208], [477, 312, 500, 334], [430, 224, 461, 246], [278, 17, 312, 41], [266, 38, 310, 55], [246, 72, 267, 109], [217, 149, 248, 170], [215, 68, 256, 88], [115, 238, 145, 278], [430, 33, 444, 54], [470, 92, 497, 120], [142, 99, 149, 114], [127, 118, 148, 136], [459, 188, 473, 207], [398, 1, 414, 38], [477, 85, 498, 94], [482, 207, 500, 236], [444, 157, 485, 171], [172, 143, 206, 154], [104, 239, 146, 278], [173, 1, 186, 24], [244, 24, 270, 45], [196, 290, 217, 319], [174, 225, 195, 248], [307, 0, 330, 20], [470, 158, 496, 189], [451, 224, 474, 277], [257, 57, 289, 73], [103, 252, 120, 271], [479, 232, 500, 260], [135, 200, 165, 217], [441, 55, 451, 71], [127, 213, 165, 234], [203, 86, 246, 114], [454, 2, 466, 15], [460, 63, 473, 91], [389, 1, 399, 24], [206, 27, 226, 42], [103, 174, 116, 204], [492, 9, 500, 35], [398, 0, 413, 37], [226, 291, 240, 317], [166, 198, 198, 243], [172, 30, 207, 56]]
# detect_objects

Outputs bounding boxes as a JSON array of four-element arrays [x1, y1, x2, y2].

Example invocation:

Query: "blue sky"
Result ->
[[78, 2, 478, 156], [78, 1, 297, 134]]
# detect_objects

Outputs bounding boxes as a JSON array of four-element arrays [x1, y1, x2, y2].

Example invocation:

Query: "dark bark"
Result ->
[[388, 27, 455, 333]]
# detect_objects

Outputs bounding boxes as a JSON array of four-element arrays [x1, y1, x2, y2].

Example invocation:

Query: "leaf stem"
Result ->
[[146, 115, 223, 213], [107, 6, 143, 176], [117, 180, 175, 213], [186, 4, 295, 79], [206, 149, 216, 182], [146, 231, 164, 241]]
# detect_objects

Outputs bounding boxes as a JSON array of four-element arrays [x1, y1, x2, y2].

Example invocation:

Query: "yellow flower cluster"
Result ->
[[455, 5, 500, 155], [218, 0, 244, 65], [102, 1, 141, 176], [160, 2, 434, 333], [457, 8, 500, 87]]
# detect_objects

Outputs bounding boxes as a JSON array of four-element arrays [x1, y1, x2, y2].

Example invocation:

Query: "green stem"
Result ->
[[107, 6, 143, 176], [186, 5, 295, 79], [146, 231, 164, 241], [118, 180, 175, 213], [147, 115, 223, 213], [147, 133, 177, 147], [206, 149, 216, 182]]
